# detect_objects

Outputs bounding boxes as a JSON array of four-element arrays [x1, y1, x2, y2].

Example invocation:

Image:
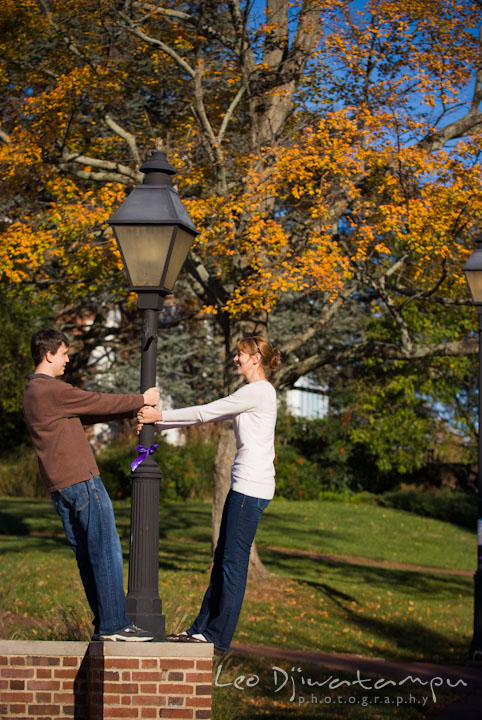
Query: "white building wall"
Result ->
[[286, 376, 328, 419]]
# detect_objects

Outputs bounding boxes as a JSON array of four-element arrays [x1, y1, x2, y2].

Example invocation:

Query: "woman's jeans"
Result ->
[[51, 475, 131, 635], [188, 489, 270, 651]]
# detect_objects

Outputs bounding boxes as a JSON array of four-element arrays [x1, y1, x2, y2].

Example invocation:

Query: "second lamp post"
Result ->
[[463, 238, 482, 661]]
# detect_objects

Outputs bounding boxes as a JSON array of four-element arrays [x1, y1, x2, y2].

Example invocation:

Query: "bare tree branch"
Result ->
[[419, 111, 482, 152], [281, 294, 347, 357], [227, 0, 248, 54], [58, 167, 137, 183], [105, 114, 141, 166], [132, 2, 236, 50], [119, 11, 196, 78], [419, 24, 482, 151], [120, 9, 230, 191], [132, 3, 192, 22], [218, 84, 246, 144], [277, 338, 478, 388], [60, 149, 142, 183]]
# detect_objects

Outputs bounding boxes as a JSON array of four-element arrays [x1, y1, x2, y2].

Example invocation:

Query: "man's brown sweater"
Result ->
[[23, 374, 145, 493]]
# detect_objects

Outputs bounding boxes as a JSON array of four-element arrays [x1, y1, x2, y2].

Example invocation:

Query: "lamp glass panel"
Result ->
[[163, 228, 195, 291], [113, 224, 175, 287], [464, 270, 482, 304]]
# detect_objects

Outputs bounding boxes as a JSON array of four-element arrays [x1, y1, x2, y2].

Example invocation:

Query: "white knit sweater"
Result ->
[[156, 380, 277, 499]]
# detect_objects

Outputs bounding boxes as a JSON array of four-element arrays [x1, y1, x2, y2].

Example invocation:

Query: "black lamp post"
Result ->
[[463, 238, 482, 661], [108, 144, 199, 639]]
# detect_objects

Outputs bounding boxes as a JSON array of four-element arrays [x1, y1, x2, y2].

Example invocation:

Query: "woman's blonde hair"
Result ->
[[237, 336, 281, 376]]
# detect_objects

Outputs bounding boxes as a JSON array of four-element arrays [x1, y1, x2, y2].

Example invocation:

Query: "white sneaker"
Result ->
[[166, 631, 189, 641]]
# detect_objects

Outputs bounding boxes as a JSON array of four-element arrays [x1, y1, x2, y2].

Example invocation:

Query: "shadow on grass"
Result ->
[[263, 549, 473, 599], [0, 512, 30, 535], [260, 548, 472, 663], [0, 499, 63, 536], [114, 501, 213, 543], [0, 497, 328, 551], [0, 508, 212, 575], [156, 540, 211, 573], [0, 534, 72, 558], [117, 501, 214, 572], [258, 507, 329, 546]]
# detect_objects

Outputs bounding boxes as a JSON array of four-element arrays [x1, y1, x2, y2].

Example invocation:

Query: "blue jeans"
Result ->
[[188, 489, 270, 652], [51, 475, 131, 635]]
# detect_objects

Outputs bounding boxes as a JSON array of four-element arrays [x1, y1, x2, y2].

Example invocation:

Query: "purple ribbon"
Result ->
[[131, 444, 159, 471]]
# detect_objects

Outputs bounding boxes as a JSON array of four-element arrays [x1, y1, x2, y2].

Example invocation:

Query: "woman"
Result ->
[[137, 336, 281, 655]]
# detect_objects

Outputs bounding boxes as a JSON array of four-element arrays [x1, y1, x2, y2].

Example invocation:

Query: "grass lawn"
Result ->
[[0, 497, 477, 719]]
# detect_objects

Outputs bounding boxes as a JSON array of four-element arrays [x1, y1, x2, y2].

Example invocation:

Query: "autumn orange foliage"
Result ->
[[1, 0, 482, 364]]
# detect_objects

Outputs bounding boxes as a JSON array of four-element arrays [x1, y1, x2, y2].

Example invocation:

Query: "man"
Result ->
[[23, 328, 159, 642]]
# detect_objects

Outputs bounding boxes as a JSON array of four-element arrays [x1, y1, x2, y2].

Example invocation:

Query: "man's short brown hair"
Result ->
[[31, 328, 69, 367]]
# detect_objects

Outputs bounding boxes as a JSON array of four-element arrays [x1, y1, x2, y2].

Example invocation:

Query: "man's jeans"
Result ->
[[51, 475, 131, 635], [188, 489, 270, 651]]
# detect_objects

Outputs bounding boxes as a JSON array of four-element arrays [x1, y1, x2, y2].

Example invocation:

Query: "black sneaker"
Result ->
[[99, 624, 154, 642]]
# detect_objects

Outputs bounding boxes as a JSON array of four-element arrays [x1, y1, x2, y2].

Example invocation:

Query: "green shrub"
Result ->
[[94, 439, 137, 499], [3, 423, 474, 528], [156, 438, 216, 500], [0, 445, 46, 498], [274, 444, 321, 499], [377, 485, 477, 529], [96, 436, 216, 501], [274, 413, 399, 496], [0, 436, 216, 501]]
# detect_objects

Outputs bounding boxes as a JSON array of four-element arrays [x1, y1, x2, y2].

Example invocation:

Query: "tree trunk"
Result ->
[[211, 420, 235, 550]]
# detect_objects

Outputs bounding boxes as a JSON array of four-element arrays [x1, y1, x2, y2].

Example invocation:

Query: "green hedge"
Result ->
[[376, 484, 477, 529], [0, 445, 47, 498], [0, 418, 477, 531], [0, 413, 411, 501], [0, 437, 217, 502], [97, 437, 216, 501], [274, 413, 400, 496]]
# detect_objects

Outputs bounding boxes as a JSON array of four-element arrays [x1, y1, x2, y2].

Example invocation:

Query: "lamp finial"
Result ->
[[154, 138, 163, 151]]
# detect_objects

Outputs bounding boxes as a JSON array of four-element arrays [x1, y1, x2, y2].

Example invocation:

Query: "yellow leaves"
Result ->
[[183, 93, 482, 317], [0, 176, 126, 297], [22, 65, 124, 143], [183, 144, 357, 314], [323, 0, 478, 109], [1, 0, 481, 325], [0, 220, 53, 282], [0, 130, 43, 179]]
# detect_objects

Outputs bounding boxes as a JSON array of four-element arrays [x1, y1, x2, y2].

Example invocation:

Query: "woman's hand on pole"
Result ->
[[137, 405, 162, 425]]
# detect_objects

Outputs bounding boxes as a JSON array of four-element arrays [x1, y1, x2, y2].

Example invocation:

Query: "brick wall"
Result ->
[[0, 640, 213, 720]]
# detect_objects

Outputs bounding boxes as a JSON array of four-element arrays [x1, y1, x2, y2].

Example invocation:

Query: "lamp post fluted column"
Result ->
[[126, 299, 165, 640]]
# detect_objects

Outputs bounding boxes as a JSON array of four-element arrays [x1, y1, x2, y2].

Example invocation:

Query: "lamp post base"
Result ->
[[126, 594, 165, 641]]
